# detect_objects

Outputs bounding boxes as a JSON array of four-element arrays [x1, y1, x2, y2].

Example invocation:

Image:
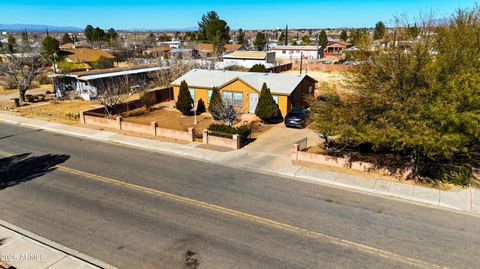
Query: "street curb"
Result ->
[[0, 219, 117, 269], [1, 116, 478, 217]]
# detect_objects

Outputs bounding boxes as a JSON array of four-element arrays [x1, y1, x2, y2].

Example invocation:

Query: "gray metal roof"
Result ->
[[171, 69, 313, 95]]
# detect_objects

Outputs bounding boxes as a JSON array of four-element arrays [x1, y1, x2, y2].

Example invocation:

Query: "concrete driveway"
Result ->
[[244, 123, 321, 156]]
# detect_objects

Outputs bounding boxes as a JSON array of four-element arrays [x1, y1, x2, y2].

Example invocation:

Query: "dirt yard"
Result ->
[[123, 107, 214, 132], [18, 100, 101, 124], [286, 70, 352, 96]]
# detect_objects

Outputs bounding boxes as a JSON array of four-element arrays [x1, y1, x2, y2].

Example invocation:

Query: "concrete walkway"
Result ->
[[0, 112, 479, 216], [0, 220, 115, 269]]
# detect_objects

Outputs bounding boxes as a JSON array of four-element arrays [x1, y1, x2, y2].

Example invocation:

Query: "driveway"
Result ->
[[244, 123, 321, 156]]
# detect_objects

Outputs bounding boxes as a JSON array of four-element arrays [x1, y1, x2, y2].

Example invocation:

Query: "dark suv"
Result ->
[[284, 108, 310, 128]]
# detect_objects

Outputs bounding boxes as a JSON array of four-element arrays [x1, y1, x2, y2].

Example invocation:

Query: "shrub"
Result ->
[[36, 73, 51, 85], [176, 80, 193, 116], [208, 87, 223, 119], [255, 83, 281, 122], [196, 98, 206, 114], [208, 123, 251, 138], [249, 64, 267, 73]]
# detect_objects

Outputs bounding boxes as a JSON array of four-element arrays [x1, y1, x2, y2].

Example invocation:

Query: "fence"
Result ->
[[202, 130, 240, 149], [80, 111, 194, 142], [291, 138, 413, 179]]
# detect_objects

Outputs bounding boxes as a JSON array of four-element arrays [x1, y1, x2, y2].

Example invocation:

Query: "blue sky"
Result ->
[[0, 0, 477, 29]]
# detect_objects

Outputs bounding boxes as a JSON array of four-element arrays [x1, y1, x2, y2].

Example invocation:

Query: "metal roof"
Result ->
[[171, 69, 314, 95], [78, 67, 164, 81]]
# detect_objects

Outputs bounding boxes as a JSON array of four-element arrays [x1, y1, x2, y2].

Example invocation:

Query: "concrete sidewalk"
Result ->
[[0, 220, 115, 269], [0, 112, 479, 216]]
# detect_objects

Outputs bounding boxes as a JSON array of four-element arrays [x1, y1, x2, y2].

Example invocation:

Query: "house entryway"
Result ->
[[249, 93, 258, 113]]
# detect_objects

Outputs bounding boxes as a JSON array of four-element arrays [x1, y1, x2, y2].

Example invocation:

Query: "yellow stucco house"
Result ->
[[171, 69, 317, 117]]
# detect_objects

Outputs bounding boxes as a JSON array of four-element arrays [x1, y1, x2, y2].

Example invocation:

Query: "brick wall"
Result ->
[[202, 130, 240, 149]]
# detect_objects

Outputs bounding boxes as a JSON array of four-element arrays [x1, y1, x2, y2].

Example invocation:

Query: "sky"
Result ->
[[0, 0, 477, 30]]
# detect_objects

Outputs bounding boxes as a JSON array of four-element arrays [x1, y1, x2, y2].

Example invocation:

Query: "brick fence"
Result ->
[[202, 130, 240, 150], [80, 111, 194, 142], [291, 139, 413, 179]]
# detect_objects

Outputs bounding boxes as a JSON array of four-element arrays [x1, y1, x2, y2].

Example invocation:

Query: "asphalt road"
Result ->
[[0, 122, 479, 269]]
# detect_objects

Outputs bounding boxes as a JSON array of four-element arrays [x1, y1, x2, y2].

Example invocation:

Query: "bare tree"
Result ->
[[0, 44, 45, 104], [95, 76, 131, 116], [148, 59, 210, 88], [209, 97, 238, 126]]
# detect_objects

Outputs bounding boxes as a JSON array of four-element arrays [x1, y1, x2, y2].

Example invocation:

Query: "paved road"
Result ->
[[0, 122, 479, 269]]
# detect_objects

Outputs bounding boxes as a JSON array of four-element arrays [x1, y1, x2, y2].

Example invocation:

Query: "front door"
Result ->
[[249, 93, 258, 113]]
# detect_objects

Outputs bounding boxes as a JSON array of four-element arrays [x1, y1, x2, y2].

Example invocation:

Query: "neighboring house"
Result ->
[[222, 51, 276, 69], [159, 40, 182, 49], [270, 45, 323, 60], [171, 69, 316, 117], [62, 48, 116, 66], [324, 41, 347, 57], [142, 45, 172, 58], [168, 48, 196, 60], [49, 65, 166, 100], [195, 43, 242, 58]]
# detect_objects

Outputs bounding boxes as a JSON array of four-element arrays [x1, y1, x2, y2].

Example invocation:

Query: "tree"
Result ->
[[249, 64, 267, 73], [255, 83, 281, 122], [104, 28, 118, 46], [158, 33, 170, 42], [92, 56, 114, 69], [237, 28, 245, 45], [318, 30, 328, 48], [176, 80, 193, 115], [299, 35, 309, 45], [145, 33, 156, 47], [373, 21, 386, 40], [208, 87, 223, 119], [41, 36, 61, 73], [21, 30, 29, 44], [197, 11, 231, 55], [340, 30, 348, 42], [196, 98, 206, 114], [254, 32, 266, 51], [278, 30, 285, 44], [96, 76, 131, 116], [84, 25, 95, 43], [311, 9, 480, 184], [285, 25, 289, 45], [349, 28, 371, 48], [7, 35, 16, 52], [0, 45, 45, 103], [61, 33, 73, 44]]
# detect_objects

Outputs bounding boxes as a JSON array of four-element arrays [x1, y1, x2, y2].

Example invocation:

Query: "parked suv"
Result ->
[[284, 108, 310, 128]]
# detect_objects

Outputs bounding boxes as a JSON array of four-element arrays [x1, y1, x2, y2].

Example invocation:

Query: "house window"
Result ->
[[272, 95, 278, 104], [207, 89, 213, 102], [222, 91, 233, 106], [188, 88, 195, 100], [282, 50, 286, 54], [233, 92, 243, 106], [222, 91, 243, 107]]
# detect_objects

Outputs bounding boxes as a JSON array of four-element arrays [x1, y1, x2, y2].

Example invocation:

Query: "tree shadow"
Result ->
[[0, 153, 70, 190]]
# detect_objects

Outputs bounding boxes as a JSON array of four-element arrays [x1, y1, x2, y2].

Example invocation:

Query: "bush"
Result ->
[[208, 87, 223, 119], [249, 64, 267, 73], [255, 83, 281, 122], [176, 80, 193, 116], [36, 73, 51, 85], [208, 123, 251, 138], [196, 98, 206, 114]]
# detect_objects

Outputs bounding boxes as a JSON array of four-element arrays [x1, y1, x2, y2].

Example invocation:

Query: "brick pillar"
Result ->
[[116, 116, 122, 130], [79, 110, 86, 124], [151, 121, 158, 136], [233, 134, 240, 149], [202, 130, 208, 144], [188, 127, 194, 142], [292, 143, 299, 161]]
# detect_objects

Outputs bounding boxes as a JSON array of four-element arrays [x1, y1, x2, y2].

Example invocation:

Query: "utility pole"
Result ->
[[300, 52, 303, 74]]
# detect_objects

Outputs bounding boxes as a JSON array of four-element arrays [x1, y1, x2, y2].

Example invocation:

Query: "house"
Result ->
[[171, 69, 316, 117], [222, 51, 276, 69], [270, 46, 323, 60], [195, 43, 242, 58], [62, 48, 116, 65], [324, 41, 347, 57], [142, 45, 172, 58], [50, 65, 167, 100], [159, 40, 182, 49]]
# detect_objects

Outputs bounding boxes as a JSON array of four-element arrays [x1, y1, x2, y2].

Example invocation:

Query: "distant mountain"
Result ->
[[0, 23, 82, 32]]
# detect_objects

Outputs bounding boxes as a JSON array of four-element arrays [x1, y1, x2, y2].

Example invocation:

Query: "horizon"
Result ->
[[0, 0, 477, 30]]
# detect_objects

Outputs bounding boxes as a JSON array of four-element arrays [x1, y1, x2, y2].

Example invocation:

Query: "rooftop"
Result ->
[[171, 69, 316, 95], [223, 51, 268, 59], [50, 65, 167, 81], [63, 48, 115, 63]]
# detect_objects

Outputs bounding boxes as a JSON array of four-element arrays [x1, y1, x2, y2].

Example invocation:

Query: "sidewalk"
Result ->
[[0, 112, 479, 216], [0, 220, 115, 269]]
